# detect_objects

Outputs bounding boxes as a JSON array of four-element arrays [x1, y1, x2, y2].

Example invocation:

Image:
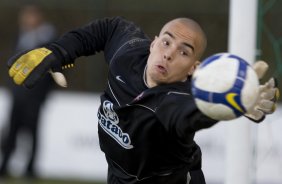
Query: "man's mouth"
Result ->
[[156, 65, 167, 74]]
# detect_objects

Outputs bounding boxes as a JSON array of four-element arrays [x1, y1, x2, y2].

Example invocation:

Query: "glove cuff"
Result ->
[[46, 43, 74, 69], [244, 113, 265, 123]]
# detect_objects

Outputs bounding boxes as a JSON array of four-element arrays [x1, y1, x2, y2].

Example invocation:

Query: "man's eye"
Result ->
[[180, 51, 188, 56], [163, 41, 169, 46]]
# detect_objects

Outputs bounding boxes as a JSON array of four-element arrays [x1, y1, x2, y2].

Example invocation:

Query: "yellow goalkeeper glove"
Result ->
[[8, 45, 68, 88]]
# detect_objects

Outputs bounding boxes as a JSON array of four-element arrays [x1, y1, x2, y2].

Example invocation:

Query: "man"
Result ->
[[7, 17, 278, 183]]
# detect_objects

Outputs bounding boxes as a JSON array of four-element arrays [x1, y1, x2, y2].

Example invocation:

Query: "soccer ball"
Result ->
[[191, 53, 259, 121]]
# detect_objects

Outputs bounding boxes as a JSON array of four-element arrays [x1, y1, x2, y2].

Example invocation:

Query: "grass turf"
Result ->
[[0, 177, 106, 184]]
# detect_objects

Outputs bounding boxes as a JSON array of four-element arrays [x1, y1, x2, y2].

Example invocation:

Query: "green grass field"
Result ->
[[0, 177, 106, 184]]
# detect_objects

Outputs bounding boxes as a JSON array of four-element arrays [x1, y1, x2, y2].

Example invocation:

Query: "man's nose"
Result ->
[[163, 51, 173, 61]]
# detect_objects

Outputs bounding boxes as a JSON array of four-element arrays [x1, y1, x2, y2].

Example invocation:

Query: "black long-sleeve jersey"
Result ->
[[54, 17, 218, 184]]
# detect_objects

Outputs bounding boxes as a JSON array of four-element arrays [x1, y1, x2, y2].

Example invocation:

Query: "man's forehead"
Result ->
[[162, 21, 197, 43], [162, 31, 195, 52], [159, 18, 207, 59], [160, 21, 197, 38]]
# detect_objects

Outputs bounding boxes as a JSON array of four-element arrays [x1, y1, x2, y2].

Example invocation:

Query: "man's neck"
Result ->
[[143, 65, 157, 88]]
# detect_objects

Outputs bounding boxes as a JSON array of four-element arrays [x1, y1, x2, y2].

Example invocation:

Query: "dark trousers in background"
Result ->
[[0, 74, 53, 177]]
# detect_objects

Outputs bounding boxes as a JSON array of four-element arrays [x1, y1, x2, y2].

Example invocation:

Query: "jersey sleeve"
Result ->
[[156, 94, 218, 140], [53, 16, 149, 64]]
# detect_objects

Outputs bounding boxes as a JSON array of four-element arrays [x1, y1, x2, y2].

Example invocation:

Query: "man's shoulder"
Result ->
[[153, 82, 196, 112], [155, 82, 192, 100], [162, 89, 194, 108]]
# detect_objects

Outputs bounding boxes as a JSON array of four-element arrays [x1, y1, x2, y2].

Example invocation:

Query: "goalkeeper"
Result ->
[[7, 17, 279, 184]]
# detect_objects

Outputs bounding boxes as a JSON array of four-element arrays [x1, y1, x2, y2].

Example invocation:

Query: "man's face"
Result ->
[[146, 20, 202, 87]]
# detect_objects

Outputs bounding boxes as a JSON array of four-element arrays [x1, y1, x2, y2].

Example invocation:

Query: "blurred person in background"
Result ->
[[0, 4, 57, 178]]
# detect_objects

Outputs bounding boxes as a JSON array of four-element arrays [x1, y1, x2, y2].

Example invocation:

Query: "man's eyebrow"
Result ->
[[164, 31, 194, 52]]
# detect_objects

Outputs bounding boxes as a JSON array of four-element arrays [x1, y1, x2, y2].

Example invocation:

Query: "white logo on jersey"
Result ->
[[98, 100, 133, 149], [116, 75, 126, 83]]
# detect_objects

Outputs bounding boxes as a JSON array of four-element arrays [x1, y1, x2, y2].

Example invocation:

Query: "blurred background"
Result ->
[[0, 0, 281, 184]]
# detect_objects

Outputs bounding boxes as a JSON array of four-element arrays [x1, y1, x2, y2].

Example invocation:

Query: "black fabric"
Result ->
[[107, 157, 206, 184]]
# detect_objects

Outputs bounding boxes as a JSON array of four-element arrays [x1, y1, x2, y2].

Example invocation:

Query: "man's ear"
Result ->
[[150, 36, 158, 51], [188, 61, 201, 76]]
